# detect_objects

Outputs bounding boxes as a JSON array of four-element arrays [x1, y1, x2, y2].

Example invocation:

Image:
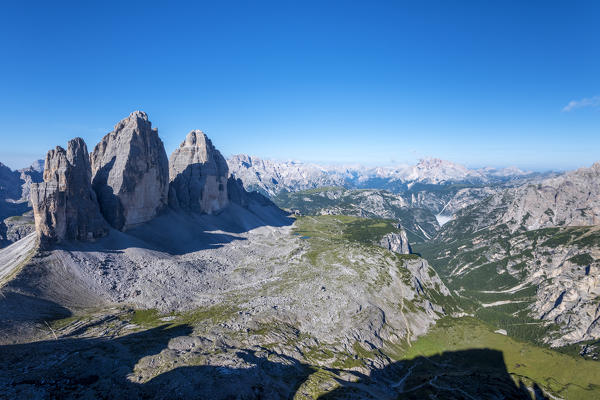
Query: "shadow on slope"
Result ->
[[58, 202, 294, 256], [0, 293, 72, 344], [321, 348, 548, 399], [0, 323, 313, 399]]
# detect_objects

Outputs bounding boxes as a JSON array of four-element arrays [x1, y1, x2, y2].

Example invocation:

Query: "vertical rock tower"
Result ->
[[168, 130, 229, 214], [30, 138, 108, 244], [90, 111, 169, 230], [379, 225, 412, 254]]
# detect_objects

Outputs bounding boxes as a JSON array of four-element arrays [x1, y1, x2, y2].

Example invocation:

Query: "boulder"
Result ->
[[91, 111, 169, 230], [30, 138, 108, 245], [168, 130, 229, 214]]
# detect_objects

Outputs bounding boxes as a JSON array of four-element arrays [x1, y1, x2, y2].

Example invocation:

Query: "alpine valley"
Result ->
[[1, 112, 599, 400]]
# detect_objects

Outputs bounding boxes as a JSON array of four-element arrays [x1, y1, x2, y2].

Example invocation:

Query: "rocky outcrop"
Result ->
[[168, 131, 229, 214], [91, 111, 169, 230], [438, 162, 600, 239], [1, 211, 35, 244], [379, 227, 412, 254], [30, 138, 108, 245]]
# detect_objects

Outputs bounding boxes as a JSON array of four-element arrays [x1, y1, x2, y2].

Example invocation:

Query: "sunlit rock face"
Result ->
[[31, 138, 108, 245], [90, 111, 169, 230], [379, 227, 412, 254], [168, 130, 229, 214]]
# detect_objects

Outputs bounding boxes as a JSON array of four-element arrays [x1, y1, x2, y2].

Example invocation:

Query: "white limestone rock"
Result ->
[[30, 138, 107, 245], [168, 130, 228, 214], [90, 111, 169, 230]]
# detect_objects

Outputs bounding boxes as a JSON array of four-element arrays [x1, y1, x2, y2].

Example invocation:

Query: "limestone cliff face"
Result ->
[[90, 111, 169, 230], [30, 138, 107, 245], [168, 131, 229, 214], [379, 227, 412, 254]]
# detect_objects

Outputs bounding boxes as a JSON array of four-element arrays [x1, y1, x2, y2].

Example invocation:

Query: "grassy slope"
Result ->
[[406, 317, 600, 399], [413, 225, 600, 345], [272, 188, 438, 243]]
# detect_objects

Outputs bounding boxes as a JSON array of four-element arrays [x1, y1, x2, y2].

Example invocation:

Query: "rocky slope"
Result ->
[[416, 163, 600, 349], [0, 210, 453, 397], [0, 161, 43, 247], [272, 187, 440, 242], [438, 162, 600, 237], [0, 112, 464, 398]]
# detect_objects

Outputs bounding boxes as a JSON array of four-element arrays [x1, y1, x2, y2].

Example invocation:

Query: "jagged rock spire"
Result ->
[[31, 138, 108, 245], [168, 130, 229, 214], [90, 111, 169, 230]]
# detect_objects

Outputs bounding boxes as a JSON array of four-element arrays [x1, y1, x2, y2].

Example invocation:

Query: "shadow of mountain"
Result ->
[[0, 292, 72, 344], [91, 156, 127, 230], [321, 348, 549, 399], [0, 324, 314, 399], [58, 203, 294, 256]]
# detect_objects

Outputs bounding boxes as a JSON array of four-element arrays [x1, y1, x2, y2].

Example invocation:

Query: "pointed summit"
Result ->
[[91, 111, 169, 230], [31, 137, 108, 245], [168, 130, 229, 214]]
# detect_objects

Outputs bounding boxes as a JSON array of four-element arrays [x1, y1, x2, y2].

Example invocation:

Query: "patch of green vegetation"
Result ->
[[405, 317, 600, 399], [568, 253, 594, 266], [295, 368, 339, 399], [293, 215, 401, 247], [49, 315, 82, 330], [130, 309, 163, 326], [177, 304, 237, 325]]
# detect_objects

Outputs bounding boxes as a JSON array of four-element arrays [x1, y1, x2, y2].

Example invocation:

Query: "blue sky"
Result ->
[[0, 1, 598, 171]]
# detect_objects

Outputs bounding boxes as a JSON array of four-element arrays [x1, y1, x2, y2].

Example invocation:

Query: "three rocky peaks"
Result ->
[[31, 111, 236, 245]]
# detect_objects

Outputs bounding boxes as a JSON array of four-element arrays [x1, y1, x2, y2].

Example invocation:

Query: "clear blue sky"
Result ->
[[0, 1, 598, 171]]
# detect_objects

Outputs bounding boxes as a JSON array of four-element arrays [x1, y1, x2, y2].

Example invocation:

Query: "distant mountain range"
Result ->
[[227, 154, 554, 197]]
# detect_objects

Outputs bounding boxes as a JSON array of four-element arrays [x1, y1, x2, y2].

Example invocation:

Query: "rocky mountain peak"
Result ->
[[91, 111, 169, 230], [113, 110, 149, 130], [168, 130, 229, 213], [31, 138, 107, 245]]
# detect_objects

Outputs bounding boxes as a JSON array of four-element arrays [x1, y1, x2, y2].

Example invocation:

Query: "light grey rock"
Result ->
[[431, 161, 600, 346], [2, 211, 35, 243], [272, 187, 440, 241], [227, 154, 536, 197], [380, 227, 411, 254], [91, 111, 169, 230], [17, 160, 44, 204], [168, 130, 229, 214], [440, 162, 600, 238], [30, 138, 108, 245]]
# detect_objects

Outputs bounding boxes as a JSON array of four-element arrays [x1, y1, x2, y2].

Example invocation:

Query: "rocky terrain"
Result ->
[[0, 111, 597, 399], [0, 160, 43, 247], [227, 154, 542, 197], [0, 111, 477, 399], [272, 187, 440, 242], [416, 163, 600, 350]]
